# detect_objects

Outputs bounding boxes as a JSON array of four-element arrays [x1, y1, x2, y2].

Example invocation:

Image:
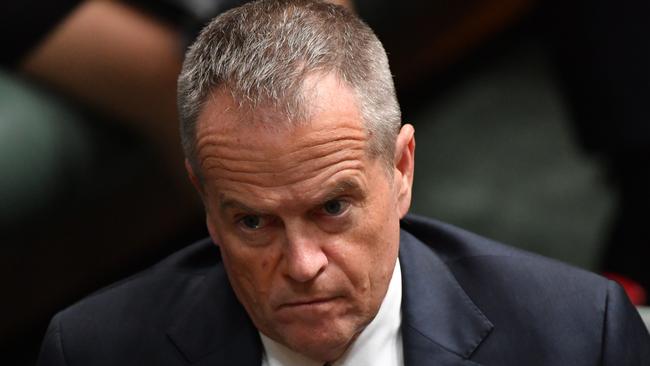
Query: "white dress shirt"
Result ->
[[261, 259, 404, 366]]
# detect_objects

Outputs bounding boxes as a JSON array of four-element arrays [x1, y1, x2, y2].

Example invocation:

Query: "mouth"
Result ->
[[277, 296, 342, 312], [274, 296, 345, 323], [283, 297, 336, 307]]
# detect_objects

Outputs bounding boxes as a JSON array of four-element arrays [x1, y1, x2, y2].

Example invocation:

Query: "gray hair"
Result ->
[[177, 0, 401, 173]]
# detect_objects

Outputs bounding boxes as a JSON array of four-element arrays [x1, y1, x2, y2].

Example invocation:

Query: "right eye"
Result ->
[[237, 214, 271, 232]]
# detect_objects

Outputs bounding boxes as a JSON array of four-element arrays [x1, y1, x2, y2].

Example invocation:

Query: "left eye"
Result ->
[[241, 215, 262, 229], [322, 199, 348, 216]]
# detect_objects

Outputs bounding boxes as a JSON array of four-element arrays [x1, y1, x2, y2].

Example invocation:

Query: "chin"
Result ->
[[282, 322, 360, 362]]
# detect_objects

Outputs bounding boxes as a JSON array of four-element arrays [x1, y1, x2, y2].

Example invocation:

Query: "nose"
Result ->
[[282, 221, 328, 283]]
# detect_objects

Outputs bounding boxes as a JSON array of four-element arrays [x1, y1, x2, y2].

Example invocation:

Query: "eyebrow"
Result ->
[[219, 194, 260, 214], [319, 179, 365, 203]]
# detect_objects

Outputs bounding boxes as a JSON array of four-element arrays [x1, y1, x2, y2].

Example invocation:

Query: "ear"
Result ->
[[393, 124, 415, 218], [185, 159, 221, 247], [205, 214, 221, 247], [185, 159, 203, 195]]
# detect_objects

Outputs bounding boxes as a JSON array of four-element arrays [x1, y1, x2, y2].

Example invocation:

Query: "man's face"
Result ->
[[191, 74, 414, 362]]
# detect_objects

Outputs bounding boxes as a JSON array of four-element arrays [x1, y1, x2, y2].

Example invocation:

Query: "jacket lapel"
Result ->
[[399, 228, 493, 366], [167, 262, 263, 366]]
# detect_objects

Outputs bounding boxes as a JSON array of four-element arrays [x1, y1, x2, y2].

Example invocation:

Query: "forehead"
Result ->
[[194, 74, 376, 204]]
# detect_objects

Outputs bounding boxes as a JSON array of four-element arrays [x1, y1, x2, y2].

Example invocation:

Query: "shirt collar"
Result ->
[[261, 259, 403, 366]]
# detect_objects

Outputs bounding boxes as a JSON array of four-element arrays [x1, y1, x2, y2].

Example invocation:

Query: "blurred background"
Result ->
[[2, 0, 649, 364]]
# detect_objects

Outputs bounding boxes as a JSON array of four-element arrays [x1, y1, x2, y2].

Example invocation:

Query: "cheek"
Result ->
[[220, 244, 276, 307], [343, 203, 399, 303], [333, 225, 395, 290]]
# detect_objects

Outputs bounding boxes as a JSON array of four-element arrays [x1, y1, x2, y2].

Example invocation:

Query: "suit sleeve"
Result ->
[[36, 314, 69, 366], [601, 280, 650, 364]]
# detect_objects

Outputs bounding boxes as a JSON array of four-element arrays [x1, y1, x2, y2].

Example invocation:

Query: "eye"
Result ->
[[238, 215, 265, 230], [322, 199, 348, 216]]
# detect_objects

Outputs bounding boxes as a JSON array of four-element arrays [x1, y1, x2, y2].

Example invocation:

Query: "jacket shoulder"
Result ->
[[65, 237, 221, 313], [39, 238, 225, 365], [401, 214, 650, 364]]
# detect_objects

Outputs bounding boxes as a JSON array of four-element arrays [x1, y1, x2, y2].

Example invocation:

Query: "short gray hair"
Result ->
[[177, 0, 401, 173]]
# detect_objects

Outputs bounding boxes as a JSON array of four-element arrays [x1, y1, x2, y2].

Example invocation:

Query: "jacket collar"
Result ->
[[167, 216, 493, 365], [399, 227, 493, 365]]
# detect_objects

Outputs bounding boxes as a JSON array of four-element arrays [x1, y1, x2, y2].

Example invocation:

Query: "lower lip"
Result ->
[[279, 298, 340, 313]]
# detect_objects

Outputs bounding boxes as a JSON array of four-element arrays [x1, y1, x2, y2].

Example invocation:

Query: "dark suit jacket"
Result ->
[[38, 214, 650, 365]]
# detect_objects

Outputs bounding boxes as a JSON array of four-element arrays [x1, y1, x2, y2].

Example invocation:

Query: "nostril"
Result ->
[[284, 247, 328, 283]]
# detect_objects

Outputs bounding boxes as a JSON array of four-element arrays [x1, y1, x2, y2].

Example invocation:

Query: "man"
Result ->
[[38, 0, 649, 365]]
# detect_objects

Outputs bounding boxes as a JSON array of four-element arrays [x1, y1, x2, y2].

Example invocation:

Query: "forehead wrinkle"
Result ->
[[195, 126, 367, 162], [199, 136, 365, 172], [203, 140, 367, 186], [204, 156, 365, 191], [197, 131, 368, 184], [201, 140, 365, 174]]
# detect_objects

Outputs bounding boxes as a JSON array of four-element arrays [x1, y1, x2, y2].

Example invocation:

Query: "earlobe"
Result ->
[[394, 124, 415, 218], [205, 216, 221, 247]]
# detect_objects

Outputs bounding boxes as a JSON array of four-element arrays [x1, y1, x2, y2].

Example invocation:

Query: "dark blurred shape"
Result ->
[[0, 0, 80, 66], [360, 0, 650, 296], [543, 0, 650, 290], [0, 71, 206, 364], [358, 0, 536, 93]]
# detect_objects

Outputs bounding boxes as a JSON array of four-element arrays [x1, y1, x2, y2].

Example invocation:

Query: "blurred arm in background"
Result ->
[[21, 0, 185, 178], [17, 0, 352, 182]]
